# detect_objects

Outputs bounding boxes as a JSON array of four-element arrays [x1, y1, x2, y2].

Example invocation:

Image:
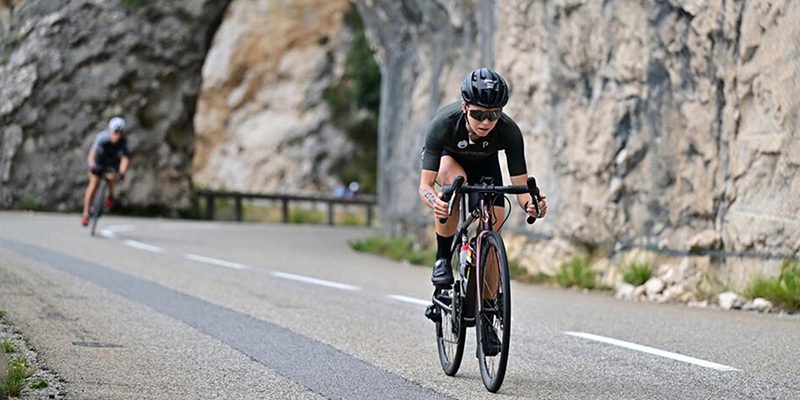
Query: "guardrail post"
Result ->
[[281, 198, 289, 223], [205, 194, 215, 220], [328, 202, 335, 225], [366, 205, 373, 227], [234, 196, 243, 222]]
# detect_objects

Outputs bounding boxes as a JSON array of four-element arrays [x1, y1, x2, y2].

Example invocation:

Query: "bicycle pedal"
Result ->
[[424, 304, 440, 323]]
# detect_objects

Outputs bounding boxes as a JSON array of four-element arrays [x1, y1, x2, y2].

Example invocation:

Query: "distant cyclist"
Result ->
[[418, 68, 548, 288], [80, 117, 131, 227]]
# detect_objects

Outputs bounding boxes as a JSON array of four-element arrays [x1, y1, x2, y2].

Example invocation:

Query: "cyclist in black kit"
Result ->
[[418, 68, 548, 288], [80, 117, 131, 227]]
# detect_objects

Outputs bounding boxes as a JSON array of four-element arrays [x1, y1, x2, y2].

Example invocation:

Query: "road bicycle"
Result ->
[[88, 168, 117, 236], [425, 175, 541, 392]]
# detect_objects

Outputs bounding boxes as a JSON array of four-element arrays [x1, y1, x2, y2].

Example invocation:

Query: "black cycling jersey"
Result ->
[[421, 102, 527, 176], [92, 131, 131, 164]]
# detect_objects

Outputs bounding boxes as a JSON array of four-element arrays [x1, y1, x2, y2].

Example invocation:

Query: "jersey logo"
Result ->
[[458, 140, 468, 149], [483, 141, 489, 148]]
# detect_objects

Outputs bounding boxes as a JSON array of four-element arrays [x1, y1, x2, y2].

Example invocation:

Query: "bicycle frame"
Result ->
[[449, 191, 502, 318]]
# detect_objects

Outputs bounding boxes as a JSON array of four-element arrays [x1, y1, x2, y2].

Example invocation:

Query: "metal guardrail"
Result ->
[[196, 190, 377, 226]]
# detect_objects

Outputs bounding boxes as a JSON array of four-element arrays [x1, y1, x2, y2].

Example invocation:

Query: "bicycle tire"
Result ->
[[435, 248, 467, 376], [475, 231, 511, 392], [90, 180, 107, 236]]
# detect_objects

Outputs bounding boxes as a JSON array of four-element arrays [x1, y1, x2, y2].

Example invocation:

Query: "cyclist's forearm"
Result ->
[[419, 169, 439, 211], [509, 174, 531, 209], [87, 149, 97, 165], [419, 186, 438, 210], [120, 156, 130, 174]]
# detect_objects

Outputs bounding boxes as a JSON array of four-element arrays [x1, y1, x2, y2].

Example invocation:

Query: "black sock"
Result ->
[[436, 234, 455, 261]]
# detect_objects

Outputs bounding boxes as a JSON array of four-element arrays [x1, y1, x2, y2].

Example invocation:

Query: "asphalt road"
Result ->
[[0, 212, 798, 399]]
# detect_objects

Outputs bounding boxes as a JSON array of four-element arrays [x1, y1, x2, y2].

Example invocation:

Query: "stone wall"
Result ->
[[354, 0, 800, 284], [0, 0, 231, 209], [192, 0, 357, 194]]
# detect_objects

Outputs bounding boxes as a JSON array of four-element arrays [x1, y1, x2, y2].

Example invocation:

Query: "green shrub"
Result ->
[[289, 208, 326, 224], [1, 359, 34, 397], [746, 260, 800, 311], [339, 212, 363, 226], [2, 339, 16, 354], [555, 257, 596, 290], [29, 379, 48, 389], [623, 262, 653, 286], [324, 9, 380, 195], [349, 235, 435, 266], [508, 259, 551, 284]]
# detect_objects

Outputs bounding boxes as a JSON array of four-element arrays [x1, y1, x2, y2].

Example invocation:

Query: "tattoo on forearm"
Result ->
[[423, 189, 437, 208]]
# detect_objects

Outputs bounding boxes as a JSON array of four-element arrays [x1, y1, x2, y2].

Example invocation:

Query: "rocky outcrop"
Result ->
[[351, 0, 495, 233], [354, 0, 800, 285], [193, 0, 356, 194], [0, 0, 19, 36], [0, 0, 231, 209]]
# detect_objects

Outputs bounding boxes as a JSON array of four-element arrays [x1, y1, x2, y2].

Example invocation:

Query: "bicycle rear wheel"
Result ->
[[475, 231, 511, 392], [434, 250, 466, 376], [90, 180, 107, 236]]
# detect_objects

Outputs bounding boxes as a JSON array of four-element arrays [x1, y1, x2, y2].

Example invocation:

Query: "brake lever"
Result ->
[[526, 176, 541, 225], [439, 176, 465, 224]]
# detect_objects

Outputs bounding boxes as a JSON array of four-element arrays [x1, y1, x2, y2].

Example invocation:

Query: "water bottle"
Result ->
[[459, 241, 474, 277], [459, 242, 470, 277]]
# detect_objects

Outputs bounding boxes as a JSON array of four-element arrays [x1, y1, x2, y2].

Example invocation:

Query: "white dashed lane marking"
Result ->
[[564, 331, 741, 372], [122, 240, 166, 253], [271, 271, 360, 291], [184, 253, 248, 270], [388, 295, 431, 306]]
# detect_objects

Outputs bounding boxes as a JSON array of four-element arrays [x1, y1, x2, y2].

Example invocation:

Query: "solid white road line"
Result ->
[[184, 253, 247, 270], [388, 295, 431, 306], [122, 240, 165, 253], [564, 331, 741, 372], [271, 271, 360, 291], [99, 230, 116, 239]]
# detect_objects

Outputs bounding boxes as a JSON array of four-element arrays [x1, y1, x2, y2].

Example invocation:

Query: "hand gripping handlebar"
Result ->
[[438, 176, 465, 224], [526, 176, 541, 225]]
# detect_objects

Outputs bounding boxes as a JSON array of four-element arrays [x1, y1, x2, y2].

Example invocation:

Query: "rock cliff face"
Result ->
[[354, 0, 800, 282], [193, 0, 356, 193], [0, 0, 230, 209], [0, 0, 20, 36]]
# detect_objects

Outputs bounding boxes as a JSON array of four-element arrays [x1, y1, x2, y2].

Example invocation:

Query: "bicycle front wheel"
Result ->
[[475, 231, 511, 392]]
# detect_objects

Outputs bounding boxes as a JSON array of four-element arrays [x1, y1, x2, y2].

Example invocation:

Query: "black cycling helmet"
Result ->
[[461, 68, 509, 108]]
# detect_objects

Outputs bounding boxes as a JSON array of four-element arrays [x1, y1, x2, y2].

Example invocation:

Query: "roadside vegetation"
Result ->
[[350, 235, 608, 291], [324, 9, 381, 195], [622, 261, 653, 286], [555, 256, 596, 290], [746, 259, 800, 311], [508, 260, 550, 284], [350, 235, 436, 266], [205, 196, 371, 226], [0, 310, 45, 398], [2, 359, 34, 397]]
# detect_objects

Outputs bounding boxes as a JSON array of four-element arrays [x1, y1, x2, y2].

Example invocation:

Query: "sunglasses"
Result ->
[[466, 106, 501, 122]]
